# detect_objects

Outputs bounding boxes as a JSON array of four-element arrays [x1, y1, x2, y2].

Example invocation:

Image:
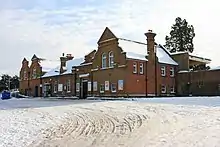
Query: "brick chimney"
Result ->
[[60, 53, 74, 73], [145, 30, 158, 96]]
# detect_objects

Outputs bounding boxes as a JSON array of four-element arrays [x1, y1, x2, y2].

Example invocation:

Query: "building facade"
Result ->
[[22, 27, 213, 98]]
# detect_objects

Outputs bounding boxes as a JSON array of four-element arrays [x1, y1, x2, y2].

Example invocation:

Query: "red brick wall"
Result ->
[[125, 59, 146, 96]]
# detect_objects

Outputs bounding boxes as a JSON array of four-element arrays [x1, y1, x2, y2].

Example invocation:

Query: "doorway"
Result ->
[[80, 80, 88, 99], [35, 86, 39, 97]]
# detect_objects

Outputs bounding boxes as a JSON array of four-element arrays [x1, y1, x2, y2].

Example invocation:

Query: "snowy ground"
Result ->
[[0, 97, 220, 147]]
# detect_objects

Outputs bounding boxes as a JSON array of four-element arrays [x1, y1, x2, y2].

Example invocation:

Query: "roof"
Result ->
[[170, 51, 211, 64], [42, 58, 84, 78], [31, 54, 38, 61], [61, 58, 84, 75], [118, 38, 178, 65]]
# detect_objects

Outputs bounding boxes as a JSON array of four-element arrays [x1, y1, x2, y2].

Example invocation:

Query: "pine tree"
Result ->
[[165, 17, 195, 53]]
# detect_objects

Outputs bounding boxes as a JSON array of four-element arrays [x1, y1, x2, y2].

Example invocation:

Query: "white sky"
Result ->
[[0, 0, 219, 75]]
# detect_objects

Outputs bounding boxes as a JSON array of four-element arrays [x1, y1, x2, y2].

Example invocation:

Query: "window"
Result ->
[[161, 85, 166, 93], [76, 83, 80, 92], [100, 84, 105, 93], [93, 82, 97, 91], [102, 53, 107, 68], [109, 51, 114, 68], [161, 66, 166, 76], [32, 68, 37, 79], [23, 70, 27, 80], [67, 79, 71, 92], [140, 63, 144, 74], [111, 83, 117, 93], [170, 67, 174, 77], [133, 62, 137, 73], [54, 81, 58, 93], [170, 86, 175, 93]]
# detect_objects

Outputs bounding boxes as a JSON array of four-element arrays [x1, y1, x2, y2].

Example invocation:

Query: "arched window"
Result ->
[[102, 53, 107, 68], [109, 51, 114, 68]]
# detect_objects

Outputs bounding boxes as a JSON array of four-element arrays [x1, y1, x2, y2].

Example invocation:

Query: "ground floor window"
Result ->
[[100, 84, 105, 93], [111, 83, 117, 93], [161, 85, 166, 94], [93, 82, 97, 91], [67, 79, 71, 92], [170, 86, 175, 93], [76, 83, 80, 92], [54, 81, 58, 93]]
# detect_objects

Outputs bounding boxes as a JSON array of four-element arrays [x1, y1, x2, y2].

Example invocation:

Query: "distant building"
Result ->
[[19, 27, 217, 98]]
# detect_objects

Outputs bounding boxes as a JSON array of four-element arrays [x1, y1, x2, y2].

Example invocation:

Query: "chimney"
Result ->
[[66, 54, 74, 60], [60, 53, 68, 73], [145, 30, 156, 57], [144, 29, 158, 96]]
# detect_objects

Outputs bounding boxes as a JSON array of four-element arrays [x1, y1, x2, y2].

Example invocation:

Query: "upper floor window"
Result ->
[[133, 62, 137, 73], [109, 51, 114, 68], [102, 53, 107, 68], [140, 63, 144, 74], [23, 70, 27, 80], [161, 66, 166, 76], [32, 68, 37, 79], [170, 67, 174, 77]]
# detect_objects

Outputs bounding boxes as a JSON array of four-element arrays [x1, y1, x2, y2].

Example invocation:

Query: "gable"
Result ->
[[98, 27, 117, 43]]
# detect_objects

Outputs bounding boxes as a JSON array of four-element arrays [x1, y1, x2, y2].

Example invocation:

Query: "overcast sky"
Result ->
[[0, 0, 219, 76]]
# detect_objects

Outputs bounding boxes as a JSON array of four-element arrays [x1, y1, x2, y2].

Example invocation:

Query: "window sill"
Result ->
[[111, 90, 117, 93], [67, 91, 71, 93], [100, 91, 104, 93]]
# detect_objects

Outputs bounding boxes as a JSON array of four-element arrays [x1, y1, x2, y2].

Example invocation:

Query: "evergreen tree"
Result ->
[[165, 17, 195, 53]]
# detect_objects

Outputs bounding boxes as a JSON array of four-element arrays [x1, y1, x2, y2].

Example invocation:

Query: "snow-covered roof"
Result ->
[[42, 66, 60, 78], [170, 51, 211, 64], [42, 58, 84, 78], [157, 45, 178, 65], [118, 39, 178, 65], [62, 58, 84, 75]]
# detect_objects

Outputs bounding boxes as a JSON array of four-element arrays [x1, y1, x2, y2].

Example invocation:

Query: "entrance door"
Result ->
[[35, 86, 39, 97], [79, 80, 88, 99], [82, 81, 88, 99]]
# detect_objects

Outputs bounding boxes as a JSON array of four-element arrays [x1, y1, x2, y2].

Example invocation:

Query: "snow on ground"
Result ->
[[0, 98, 220, 147]]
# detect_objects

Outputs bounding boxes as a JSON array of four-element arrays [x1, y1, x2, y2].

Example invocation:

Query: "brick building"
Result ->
[[20, 27, 180, 98], [170, 51, 220, 96]]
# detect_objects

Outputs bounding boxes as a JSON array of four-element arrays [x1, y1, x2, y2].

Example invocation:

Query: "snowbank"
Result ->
[[0, 100, 220, 147]]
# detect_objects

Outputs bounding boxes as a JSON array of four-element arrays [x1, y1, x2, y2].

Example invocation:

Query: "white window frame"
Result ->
[[170, 67, 174, 77], [76, 83, 80, 92], [102, 53, 107, 69], [140, 63, 144, 74], [23, 70, 27, 80], [170, 86, 175, 93], [109, 51, 114, 68], [100, 84, 105, 93], [93, 81, 97, 91], [161, 66, 166, 76], [67, 79, 71, 93], [133, 62, 137, 73], [54, 81, 57, 93], [32, 68, 37, 79], [111, 83, 117, 93], [161, 85, 166, 94]]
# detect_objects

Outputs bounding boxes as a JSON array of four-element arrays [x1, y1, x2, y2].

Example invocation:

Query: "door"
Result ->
[[82, 81, 88, 99], [35, 86, 39, 97]]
